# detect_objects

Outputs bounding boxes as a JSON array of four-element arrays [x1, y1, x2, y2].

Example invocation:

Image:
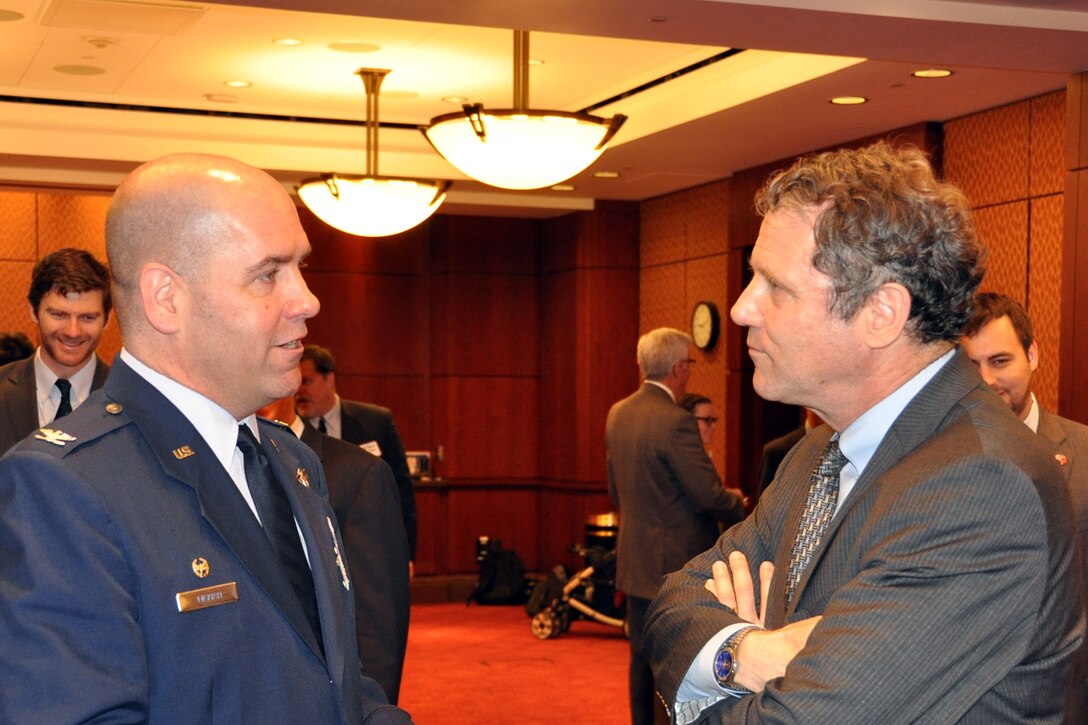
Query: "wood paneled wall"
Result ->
[[944, 90, 1066, 413], [1, 83, 1076, 577]]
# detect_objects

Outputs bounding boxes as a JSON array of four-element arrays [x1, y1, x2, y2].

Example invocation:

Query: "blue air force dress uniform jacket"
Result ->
[[0, 358, 412, 724]]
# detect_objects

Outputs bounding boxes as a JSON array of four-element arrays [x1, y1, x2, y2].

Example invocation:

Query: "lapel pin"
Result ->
[[296, 467, 310, 488], [191, 557, 210, 578], [35, 428, 76, 446], [105, 402, 123, 415], [1056, 453, 1068, 466], [173, 445, 195, 460], [327, 516, 351, 591]]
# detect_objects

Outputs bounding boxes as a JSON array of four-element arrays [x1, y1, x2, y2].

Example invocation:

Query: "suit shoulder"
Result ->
[[342, 398, 392, 420], [9, 395, 130, 459], [0, 356, 33, 384]]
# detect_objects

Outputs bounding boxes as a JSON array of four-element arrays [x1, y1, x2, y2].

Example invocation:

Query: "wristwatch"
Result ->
[[713, 626, 758, 692]]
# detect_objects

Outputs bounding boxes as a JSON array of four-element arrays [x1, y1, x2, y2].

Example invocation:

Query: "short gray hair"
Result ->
[[637, 328, 692, 380]]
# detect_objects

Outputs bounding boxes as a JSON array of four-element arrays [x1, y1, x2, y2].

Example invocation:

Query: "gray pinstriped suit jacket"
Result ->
[[646, 349, 1084, 723]]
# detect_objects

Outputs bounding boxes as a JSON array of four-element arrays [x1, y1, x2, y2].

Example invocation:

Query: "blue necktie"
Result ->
[[53, 378, 72, 420], [236, 424, 322, 651]]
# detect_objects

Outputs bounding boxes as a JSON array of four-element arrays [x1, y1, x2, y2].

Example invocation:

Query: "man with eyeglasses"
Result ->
[[607, 327, 746, 725]]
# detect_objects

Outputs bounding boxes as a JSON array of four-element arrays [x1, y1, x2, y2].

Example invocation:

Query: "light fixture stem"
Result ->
[[513, 30, 529, 111], [356, 67, 390, 177]]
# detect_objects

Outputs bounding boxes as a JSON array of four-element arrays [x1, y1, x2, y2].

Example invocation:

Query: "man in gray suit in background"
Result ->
[[962, 291, 1088, 717], [607, 327, 746, 725], [0, 247, 111, 454], [645, 143, 1083, 723]]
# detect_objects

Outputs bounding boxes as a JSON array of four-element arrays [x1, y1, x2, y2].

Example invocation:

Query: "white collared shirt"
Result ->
[[121, 348, 261, 520], [307, 394, 342, 440], [34, 349, 98, 426]]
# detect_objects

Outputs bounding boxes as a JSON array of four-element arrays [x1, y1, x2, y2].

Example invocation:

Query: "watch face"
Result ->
[[713, 644, 735, 685]]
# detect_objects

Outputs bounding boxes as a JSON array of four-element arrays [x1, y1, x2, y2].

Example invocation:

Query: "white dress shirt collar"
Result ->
[[33, 348, 98, 425], [645, 379, 676, 402]]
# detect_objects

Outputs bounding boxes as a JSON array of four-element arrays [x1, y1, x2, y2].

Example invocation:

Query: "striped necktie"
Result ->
[[785, 437, 846, 604]]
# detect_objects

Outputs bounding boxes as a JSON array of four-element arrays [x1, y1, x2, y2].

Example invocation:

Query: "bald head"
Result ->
[[105, 154, 297, 331]]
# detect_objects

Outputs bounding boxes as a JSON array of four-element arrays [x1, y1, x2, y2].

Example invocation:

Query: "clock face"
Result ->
[[692, 302, 719, 349]]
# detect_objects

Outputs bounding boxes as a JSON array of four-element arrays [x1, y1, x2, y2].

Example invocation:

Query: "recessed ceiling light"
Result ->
[[830, 96, 867, 105], [55, 65, 106, 76], [442, 96, 469, 104], [912, 68, 953, 79], [224, 80, 251, 88], [204, 94, 239, 103], [328, 41, 380, 53], [551, 184, 576, 191], [593, 171, 620, 179], [274, 38, 303, 47], [528, 58, 544, 67]]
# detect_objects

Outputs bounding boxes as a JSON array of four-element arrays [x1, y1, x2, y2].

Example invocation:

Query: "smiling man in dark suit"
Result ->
[[259, 393, 411, 704], [0, 247, 111, 454], [0, 154, 411, 723], [645, 143, 1083, 723]]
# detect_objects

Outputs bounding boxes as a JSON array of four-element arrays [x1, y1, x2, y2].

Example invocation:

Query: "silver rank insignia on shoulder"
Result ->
[[296, 467, 310, 488], [327, 516, 350, 591], [35, 428, 75, 446], [173, 446, 195, 460]]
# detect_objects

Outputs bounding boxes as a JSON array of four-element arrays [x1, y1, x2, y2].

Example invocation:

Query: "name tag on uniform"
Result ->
[[360, 440, 382, 457], [176, 582, 239, 612]]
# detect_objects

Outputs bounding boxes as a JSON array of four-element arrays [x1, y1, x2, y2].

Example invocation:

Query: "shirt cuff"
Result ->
[[673, 623, 760, 724]]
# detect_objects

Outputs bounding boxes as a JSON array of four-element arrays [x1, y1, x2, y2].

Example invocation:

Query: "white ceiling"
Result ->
[[1, 0, 1086, 216]]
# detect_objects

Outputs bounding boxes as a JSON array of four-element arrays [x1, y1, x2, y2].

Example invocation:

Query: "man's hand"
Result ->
[[734, 616, 821, 692], [704, 551, 774, 625]]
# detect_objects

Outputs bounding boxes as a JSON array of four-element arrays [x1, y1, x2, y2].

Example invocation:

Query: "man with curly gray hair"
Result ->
[[645, 142, 1083, 723]]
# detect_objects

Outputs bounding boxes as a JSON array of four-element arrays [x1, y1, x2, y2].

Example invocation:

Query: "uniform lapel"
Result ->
[[102, 361, 326, 663], [262, 425, 348, 686]]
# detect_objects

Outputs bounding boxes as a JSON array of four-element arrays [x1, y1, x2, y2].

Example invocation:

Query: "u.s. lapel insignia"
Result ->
[[34, 428, 76, 446], [1056, 453, 1069, 466], [327, 516, 351, 591], [191, 557, 210, 578], [173, 445, 195, 460], [296, 467, 310, 488]]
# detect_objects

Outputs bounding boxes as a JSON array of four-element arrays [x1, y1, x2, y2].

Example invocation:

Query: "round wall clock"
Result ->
[[691, 301, 720, 350]]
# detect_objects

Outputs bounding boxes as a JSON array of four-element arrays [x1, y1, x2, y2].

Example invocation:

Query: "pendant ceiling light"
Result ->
[[298, 68, 450, 237], [423, 30, 627, 190]]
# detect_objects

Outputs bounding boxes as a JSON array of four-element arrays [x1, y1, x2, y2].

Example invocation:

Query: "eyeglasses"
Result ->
[[695, 416, 718, 425]]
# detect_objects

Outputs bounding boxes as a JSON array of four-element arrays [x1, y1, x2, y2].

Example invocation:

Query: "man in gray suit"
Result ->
[[607, 327, 746, 724], [0, 248, 111, 454], [962, 291, 1088, 716], [645, 143, 1083, 723]]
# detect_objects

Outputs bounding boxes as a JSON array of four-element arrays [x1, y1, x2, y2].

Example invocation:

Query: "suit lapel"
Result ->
[[103, 362, 327, 664], [2, 357, 41, 436], [781, 349, 982, 617]]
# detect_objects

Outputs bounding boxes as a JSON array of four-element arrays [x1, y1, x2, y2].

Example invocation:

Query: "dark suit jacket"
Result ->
[[646, 349, 1084, 722], [756, 424, 806, 493], [1038, 407, 1088, 720], [340, 399, 418, 560], [0, 353, 110, 454], [301, 423, 411, 704], [0, 359, 410, 723], [606, 382, 746, 601]]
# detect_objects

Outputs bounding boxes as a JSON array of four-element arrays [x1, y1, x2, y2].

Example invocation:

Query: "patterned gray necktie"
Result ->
[[786, 436, 847, 604]]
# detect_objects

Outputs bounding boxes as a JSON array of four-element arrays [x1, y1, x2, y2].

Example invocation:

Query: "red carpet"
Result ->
[[399, 602, 630, 724]]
